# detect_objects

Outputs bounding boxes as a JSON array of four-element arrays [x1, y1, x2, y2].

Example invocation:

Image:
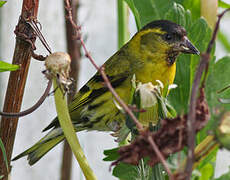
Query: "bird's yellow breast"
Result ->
[[135, 60, 176, 87]]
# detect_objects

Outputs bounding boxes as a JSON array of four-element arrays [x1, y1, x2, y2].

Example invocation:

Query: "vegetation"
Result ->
[[1, 0, 230, 179]]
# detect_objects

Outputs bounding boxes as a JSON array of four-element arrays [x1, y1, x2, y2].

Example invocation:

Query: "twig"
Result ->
[[64, 0, 143, 130], [206, 9, 230, 54], [0, 80, 52, 117], [148, 136, 174, 180], [185, 9, 230, 179], [31, 50, 47, 61]]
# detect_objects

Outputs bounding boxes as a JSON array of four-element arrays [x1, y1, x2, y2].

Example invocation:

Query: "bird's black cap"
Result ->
[[141, 20, 187, 37], [141, 20, 199, 55]]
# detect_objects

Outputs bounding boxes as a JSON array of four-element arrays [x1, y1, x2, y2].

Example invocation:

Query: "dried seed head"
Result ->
[[45, 52, 71, 78], [44, 52, 72, 94]]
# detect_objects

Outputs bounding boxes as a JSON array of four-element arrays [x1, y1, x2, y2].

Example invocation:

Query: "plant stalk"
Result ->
[[0, 1, 39, 179], [53, 79, 97, 180], [117, 0, 130, 49]]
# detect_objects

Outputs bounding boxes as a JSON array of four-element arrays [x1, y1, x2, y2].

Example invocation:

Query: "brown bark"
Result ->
[[61, 0, 81, 180], [0, 0, 39, 179]]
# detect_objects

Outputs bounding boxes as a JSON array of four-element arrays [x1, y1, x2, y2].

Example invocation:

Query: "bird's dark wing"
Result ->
[[42, 49, 134, 132]]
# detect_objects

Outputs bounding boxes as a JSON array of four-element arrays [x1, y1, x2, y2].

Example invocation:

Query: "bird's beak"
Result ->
[[179, 36, 200, 55]]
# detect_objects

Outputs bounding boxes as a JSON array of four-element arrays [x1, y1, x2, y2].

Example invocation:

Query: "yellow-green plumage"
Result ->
[[13, 20, 199, 165]]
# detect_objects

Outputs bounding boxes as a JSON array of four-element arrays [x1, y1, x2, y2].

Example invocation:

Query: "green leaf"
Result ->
[[189, 18, 212, 84], [169, 54, 191, 113], [126, 0, 201, 29], [196, 146, 218, 180], [166, 101, 177, 118], [196, 57, 230, 167], [0, 61, 19, 72], [177, 0, 201, 20], [127, 0, 202, 29], [124, 0, 141, 30], [218, 0, 230, 8], [198, 163, 215, 180], [164, 3, 186, 27], [132, 0, 159, 27], [113, 159, 154, 180], [198, 56, 230, 141], [113, 162, 140, 180], [103, 148, 120, 161], [0, 138, 9, 172], [0, 1, 6, 7], [127, 0, 173, 28], [206, 56, 230, 110]]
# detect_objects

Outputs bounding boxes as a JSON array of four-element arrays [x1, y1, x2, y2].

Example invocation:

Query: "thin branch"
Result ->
[[206, 9, 230, 54], [31, 50, 47, 61], [148, 136, 174, 180], [64, 0, 143, 130], [185, 9, 230, 179], [0, 80, 52, 117]]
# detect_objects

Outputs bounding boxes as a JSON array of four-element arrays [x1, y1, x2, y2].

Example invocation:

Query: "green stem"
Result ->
[[0, 138, 8, 173], [117, 0, 130, 49], [53, 79, 97, 180], [117, 0, 130, 147]]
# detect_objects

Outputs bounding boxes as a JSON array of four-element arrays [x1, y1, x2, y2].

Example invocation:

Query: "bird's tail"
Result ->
[[12, 129, 65, 165]]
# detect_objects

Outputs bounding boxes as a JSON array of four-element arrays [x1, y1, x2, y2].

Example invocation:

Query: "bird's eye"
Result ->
[[165, 34, 172, 41]]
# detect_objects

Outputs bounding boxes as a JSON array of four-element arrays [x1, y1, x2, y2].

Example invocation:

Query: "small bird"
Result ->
[[13, 20, 199, 165]]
